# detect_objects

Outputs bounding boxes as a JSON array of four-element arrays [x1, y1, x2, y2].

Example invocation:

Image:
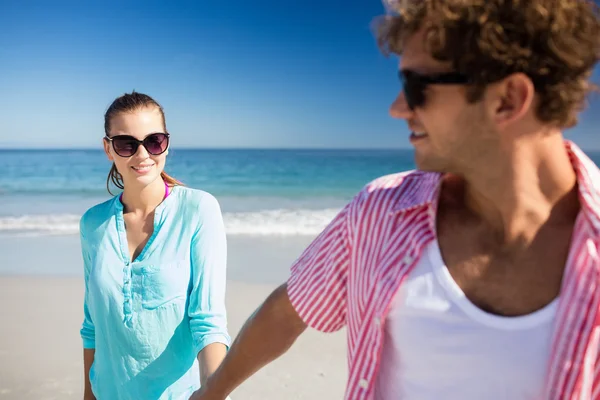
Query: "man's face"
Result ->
[[390, 27, 497, 174]]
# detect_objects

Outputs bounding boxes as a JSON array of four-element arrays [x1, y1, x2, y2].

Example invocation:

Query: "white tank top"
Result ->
[[375, 240, 558, 400]]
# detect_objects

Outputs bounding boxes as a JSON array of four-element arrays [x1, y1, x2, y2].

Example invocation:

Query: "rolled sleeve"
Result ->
[[188, 194, 231, 354], [287, 199, 353, 333], [79, 218, 96, 349]]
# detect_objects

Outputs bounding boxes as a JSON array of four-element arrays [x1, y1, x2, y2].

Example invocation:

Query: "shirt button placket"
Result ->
[[122, 261, 133, 327]]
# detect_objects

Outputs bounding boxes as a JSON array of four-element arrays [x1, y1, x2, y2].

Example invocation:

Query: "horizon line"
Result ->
[[3, 143, 600, 152], [0, 146, 415, 152]]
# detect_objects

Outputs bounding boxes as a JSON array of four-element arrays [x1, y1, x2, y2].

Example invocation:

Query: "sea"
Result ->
[[2, 148, 599, 238], [0, 148, 418, 237]]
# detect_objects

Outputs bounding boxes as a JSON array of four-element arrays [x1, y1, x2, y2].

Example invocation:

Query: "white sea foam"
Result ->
[[0, 209, 340, 237], [0, 214, 82, 236], [224, 209, 338, 235]]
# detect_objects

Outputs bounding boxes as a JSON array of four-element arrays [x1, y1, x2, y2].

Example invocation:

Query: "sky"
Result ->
[[0, 0, 599, 150]]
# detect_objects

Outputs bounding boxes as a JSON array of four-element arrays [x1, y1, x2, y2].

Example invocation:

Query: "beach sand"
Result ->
[[0, 235, 347, 399]]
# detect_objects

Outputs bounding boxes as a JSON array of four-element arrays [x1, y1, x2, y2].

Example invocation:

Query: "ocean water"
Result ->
[[0, 148, 416, 237], [3, 148, 599, 238]]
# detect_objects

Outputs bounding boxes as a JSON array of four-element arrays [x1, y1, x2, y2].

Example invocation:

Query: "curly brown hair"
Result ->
[[375, 0, 600, 128]]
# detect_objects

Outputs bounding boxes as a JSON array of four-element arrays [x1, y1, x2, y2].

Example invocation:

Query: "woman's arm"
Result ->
[[198, 343, 228, 386], [188, 193, 231, 378], [83, 349, 96, 399], [80, 218, 96, 399]]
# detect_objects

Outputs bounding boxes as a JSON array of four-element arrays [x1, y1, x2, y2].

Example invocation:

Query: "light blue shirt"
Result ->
[[79, 185, 231, 400]]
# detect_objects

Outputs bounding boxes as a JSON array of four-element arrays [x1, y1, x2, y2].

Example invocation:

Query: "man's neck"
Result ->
[[121, 178, 166, 215], [456, 134, 580, 244]]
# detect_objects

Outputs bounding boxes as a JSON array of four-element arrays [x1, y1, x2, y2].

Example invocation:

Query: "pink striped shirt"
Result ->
[[287, 140, 600, 400]]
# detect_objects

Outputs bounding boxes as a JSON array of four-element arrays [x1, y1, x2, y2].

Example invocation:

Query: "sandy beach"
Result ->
[[0, 235, 347, 399]]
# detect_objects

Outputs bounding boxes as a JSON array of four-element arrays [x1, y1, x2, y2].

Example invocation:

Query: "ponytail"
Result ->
[[106, 163, 124, 195]]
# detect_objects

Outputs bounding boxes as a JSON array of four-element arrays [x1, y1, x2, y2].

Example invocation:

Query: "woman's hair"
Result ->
[[104, 91, 183, 195]]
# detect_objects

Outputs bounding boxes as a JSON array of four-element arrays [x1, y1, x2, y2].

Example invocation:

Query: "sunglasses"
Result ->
[[105, 132, 170, 157], [399, 70, 471, 110]]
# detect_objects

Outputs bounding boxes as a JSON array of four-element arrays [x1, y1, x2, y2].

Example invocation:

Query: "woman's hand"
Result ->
[[188, 388, 207, 400], [188, 387, 229, 400]]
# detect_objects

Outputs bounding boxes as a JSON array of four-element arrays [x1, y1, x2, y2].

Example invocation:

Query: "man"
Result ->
[[191, 0, 600, 399]]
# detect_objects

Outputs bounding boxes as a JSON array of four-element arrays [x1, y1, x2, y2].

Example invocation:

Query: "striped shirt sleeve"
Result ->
[[286, 200, 353, 333]]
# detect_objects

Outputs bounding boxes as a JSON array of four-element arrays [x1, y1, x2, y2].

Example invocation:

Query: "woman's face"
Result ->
[[104, 106, 169, 190]]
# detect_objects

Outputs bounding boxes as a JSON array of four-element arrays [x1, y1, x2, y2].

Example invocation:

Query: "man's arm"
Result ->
[[195, 283, 307, 399], [192, 197, 357, 400], [83, 349, 96, 400]]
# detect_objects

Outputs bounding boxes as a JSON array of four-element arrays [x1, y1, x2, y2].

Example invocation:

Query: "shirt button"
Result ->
[[374, 317, 381, 326], [403, 255, 413, 264], [359, 378, 369, 389]]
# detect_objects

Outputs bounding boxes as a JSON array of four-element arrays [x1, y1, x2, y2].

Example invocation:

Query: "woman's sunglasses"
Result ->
[[399, 70, 471, 110], [105, 132, 170, 158]]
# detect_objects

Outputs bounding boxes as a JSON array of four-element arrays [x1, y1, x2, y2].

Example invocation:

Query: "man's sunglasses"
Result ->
[[399, 70, 471, 110], [105, 132, 170, 157]]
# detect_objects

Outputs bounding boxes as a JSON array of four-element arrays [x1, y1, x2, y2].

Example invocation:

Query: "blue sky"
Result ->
[[1, 0, 599, 150]]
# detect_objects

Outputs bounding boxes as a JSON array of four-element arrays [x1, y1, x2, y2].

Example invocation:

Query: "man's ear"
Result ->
[[488, 73, 535, 128]]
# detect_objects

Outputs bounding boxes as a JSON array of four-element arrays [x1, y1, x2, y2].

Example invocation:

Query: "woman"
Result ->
[[80, 91, 230, 400]]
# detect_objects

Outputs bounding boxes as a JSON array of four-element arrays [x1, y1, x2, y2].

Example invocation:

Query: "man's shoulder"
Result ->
[[354, 170, 442, 212]]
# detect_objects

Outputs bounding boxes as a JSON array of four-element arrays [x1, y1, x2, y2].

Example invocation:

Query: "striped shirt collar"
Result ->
[[566, 140, 600, 236]]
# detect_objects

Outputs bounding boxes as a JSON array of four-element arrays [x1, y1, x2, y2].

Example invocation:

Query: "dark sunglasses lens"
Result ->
[[401, 72, 425, 110], [112, 137, 138, 157], [143, 133, 169, 155], [406, 83, 425, 110]]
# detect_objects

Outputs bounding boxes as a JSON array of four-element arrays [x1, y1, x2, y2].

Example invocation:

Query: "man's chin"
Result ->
[[413, 157, 446, 173]]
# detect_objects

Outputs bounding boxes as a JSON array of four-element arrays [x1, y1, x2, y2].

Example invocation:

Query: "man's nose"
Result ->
[[389, 91, 413, 120]]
